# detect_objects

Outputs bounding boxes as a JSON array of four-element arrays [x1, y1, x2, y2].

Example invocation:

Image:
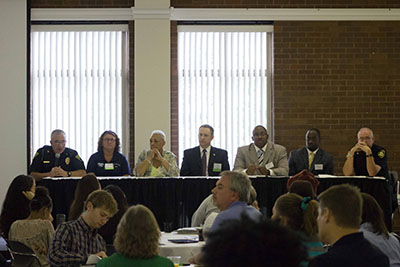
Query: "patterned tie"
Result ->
[[257, 149, 264, 166], [202, 149, 207, 176], [309, 152, 315, 169]]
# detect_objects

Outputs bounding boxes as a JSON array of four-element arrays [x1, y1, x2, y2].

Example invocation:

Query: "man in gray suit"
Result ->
[[288, 128, 334, 176], [233, 126, 288, 176]]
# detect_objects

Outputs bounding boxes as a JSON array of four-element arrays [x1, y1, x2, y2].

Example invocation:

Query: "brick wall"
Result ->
[[30, 0, 400, 175]]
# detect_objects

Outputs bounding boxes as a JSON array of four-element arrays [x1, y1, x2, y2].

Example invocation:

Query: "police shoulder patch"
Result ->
[[34, 152, 39, 158], [378, 150, 385, 159], [75, 155, 82, 161]]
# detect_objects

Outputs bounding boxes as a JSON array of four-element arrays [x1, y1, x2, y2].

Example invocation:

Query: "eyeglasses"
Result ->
[[53, 140, 66, 145], [104, 138, 116, 142]]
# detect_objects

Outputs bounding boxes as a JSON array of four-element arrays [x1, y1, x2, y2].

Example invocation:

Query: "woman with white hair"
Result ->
[[135, 130, 179, 177]]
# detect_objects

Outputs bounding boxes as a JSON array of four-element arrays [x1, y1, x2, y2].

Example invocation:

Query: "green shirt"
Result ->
[[96, 253, 174, 267]]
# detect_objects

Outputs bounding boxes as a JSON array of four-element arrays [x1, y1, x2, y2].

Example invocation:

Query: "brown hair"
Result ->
[[85, 190, 118, 216], [318, 184, 362, 228], [97, 130, 121, 152], [361, 193, 389, 239], [274, 193, 319, 238], [114, 205, 160, 258], [69, 174, 101, 220]]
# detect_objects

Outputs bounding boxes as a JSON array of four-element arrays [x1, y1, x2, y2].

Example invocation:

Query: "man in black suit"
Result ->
[[180, 124, 230, 176], [288, 128, 334, 176]]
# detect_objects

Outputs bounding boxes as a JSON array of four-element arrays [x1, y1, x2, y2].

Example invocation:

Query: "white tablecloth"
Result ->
[[159, 232, 204, 264]]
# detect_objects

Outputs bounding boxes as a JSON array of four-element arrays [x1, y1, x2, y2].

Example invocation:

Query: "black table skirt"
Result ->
[[39, 176, 392, 231]]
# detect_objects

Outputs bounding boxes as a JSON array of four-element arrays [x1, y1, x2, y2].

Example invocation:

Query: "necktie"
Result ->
[[202, 149, 207, 176], [309, 152, 315, 169], [257, 150, 264, 166]]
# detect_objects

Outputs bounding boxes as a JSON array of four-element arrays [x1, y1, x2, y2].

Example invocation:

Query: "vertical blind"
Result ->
[[178, 26, 272, 167], [31, 25, 128, 163]]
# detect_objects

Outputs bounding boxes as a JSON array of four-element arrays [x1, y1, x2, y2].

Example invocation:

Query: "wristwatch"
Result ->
[[67, 171, 72, 177]]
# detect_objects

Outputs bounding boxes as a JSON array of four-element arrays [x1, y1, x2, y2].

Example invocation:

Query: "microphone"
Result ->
[[55, 153, 60, 167]]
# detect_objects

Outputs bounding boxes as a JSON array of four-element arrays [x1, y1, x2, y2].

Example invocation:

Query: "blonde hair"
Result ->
[[114, 205, 160, 259], [275, 193, 319, 238]]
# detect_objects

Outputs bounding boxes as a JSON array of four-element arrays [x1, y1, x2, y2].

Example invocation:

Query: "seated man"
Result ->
[[30, 129, 86, 181], [288, 128, 334, 176], [180, 124, 230, 176], [310, 184, 389, 267], [48, 190, 118, 266], [202, 215, 308, 267], [233, 125, 288, 176]]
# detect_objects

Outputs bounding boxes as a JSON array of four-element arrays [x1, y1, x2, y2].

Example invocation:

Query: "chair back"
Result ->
[[5, 239, 41, 267]]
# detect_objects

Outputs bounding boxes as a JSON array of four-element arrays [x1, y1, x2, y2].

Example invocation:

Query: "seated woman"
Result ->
[[68, 174, 101, 220], [87, 131, 131, 176], [272, 193, 324, 264], [9, 186, 54, 267], [360, 193, 400, 266], [98, 185, 129, 244], [135, 130, 179, 177], [0, 175, 35, 238], [97, 204, 174, 267]]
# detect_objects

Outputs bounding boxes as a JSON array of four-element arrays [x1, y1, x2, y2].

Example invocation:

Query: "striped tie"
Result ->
[[309, 152, 315, 169], [258, 150, 264, 166]]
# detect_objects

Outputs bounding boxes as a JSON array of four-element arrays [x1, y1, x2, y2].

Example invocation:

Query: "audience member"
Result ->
[[87, 131, 131, 176], [29, 129, 86, 181], [68, 174, 101, 221], [135, 130, 179, 177], [272, 193, 324, 262], [202, 215, 308, 267], [233, 125, 288, 176], [0, 174, 35, 238], [191, 194, 219, 227], [289, 180, 315, 198], [288, 128, 334, 176], [287, 169, 319, 196], [97, 204, 173, 267], [360, 193, 400, 266], [310, 184, 389, 267], [49, 190, 118, 266], [180, 124, 230, 176], [98, 185, 129, 244], [189, 171, 261, 264], [9, 186, 54, 267]]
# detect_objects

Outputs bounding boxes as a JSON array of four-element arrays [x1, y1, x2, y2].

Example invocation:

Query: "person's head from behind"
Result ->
[[83, 190, 118, 229], [211, 171, 251, 211], [317, 184, 362, 244], [202, 215, 308, 267], [0, 175, 35, 237], [361, 193, 389, 238], [50, 129, 66, 154], [248, 185, 259, 210], [69, 174, 101, 220], [149, 130, 166, 152], [30, 186, 53, 221], [272, 193, 319, 239], [98, 130, 120, 153], [289, 180, 315, 198], [198, 124, 214, 149], [103, 185, 128, 215], [114, 205, 160, 259], [306, 128, 321, 152]]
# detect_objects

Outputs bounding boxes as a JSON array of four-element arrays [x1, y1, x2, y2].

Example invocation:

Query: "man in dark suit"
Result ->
[[180, 124, 230, 176], [288, 128, 334, 176]]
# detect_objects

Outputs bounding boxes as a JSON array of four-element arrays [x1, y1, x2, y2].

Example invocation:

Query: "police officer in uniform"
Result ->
[[29, 129, 86, 181]]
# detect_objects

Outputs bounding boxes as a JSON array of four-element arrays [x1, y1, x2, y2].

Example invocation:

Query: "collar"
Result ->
[[307, 148, 319, 155], [227, 201, 248, 209], [254, 143, 268, 153], [199, 146, 211, 154], [332, 232, 363, 248], [77, 216, 98, 235]]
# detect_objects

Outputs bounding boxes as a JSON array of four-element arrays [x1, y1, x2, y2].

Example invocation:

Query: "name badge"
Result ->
[[105, 163, 114, 170], [213, 163, 222, 172], [265, 162, 274, 169], [315, 164, 323, 170]]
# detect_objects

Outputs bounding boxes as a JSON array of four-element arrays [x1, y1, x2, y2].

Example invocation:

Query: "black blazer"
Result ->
[[288, 147, 334, 176], [180, 146, 230, 176]]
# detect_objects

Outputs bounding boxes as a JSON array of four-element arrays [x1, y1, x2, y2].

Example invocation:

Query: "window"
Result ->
[[30, 24, 129, 163], [178, 25, 273, 167]]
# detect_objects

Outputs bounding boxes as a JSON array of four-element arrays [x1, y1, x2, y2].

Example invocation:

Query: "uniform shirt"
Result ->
[[353, 144, 389, 179], [48, 216, 106, 267], [29, 145, 85, 174], [87, 151, 131, 176]]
